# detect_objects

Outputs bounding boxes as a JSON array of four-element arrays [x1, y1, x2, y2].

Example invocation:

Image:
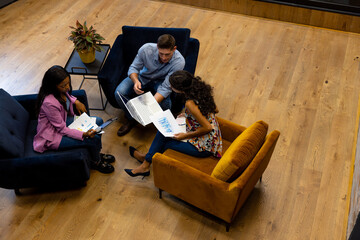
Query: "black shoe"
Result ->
[[100, 153, 115, 163], [92, 160, 114, 174], [117, 120, 137, 136], [124, 169, 150, 179], [129, 146, 143, 164]]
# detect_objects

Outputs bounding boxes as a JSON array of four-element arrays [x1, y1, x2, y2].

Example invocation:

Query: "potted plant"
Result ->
[[68, 20, 105, 64]]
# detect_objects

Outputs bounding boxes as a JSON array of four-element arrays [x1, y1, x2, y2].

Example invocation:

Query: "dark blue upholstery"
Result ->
[[0, 89, 29, 158], [0, 89, 93, 192], [98, 26, 200, 110]]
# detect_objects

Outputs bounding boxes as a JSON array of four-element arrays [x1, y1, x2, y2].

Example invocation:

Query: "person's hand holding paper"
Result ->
[[150, 109, 185, 137]]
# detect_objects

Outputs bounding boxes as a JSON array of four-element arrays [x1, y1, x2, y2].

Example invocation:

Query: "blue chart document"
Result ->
[[150, 109, 185, 137]]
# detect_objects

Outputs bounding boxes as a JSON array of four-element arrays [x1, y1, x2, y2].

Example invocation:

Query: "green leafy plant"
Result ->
[[68, 20, 105, 52]]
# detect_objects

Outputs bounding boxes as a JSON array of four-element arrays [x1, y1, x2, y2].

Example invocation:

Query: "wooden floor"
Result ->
[[1, 0, 360, 239], [160, 0, 360, 34]]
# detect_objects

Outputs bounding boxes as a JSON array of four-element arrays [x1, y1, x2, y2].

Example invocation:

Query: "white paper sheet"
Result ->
[[117, 91, 162, 126], [150, 109, 184, 137], [68, 113, 98, 132]]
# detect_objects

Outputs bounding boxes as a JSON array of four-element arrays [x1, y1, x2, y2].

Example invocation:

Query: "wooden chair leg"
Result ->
[[259, 175, 263, 183], [159, 188, 163, 199], [226, 222, 230, 232]]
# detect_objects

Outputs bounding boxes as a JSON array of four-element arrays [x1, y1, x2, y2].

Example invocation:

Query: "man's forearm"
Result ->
[[154, 92, 165, 103], [129, 73, 140, 84]]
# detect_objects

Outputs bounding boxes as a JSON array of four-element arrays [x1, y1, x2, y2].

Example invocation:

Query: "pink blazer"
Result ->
[[33, 92, 84, 153]]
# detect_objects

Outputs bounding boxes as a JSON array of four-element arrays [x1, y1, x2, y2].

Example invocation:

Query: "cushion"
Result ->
[[163, 149, 219, 175], [211, 120, 268, 182], [0, 89, 29, 158], [122, 25, 190, 65]]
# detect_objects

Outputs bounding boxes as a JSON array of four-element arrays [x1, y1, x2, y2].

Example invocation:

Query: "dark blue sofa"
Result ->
[[0, 89, 93, 194], [98, 25, 200, 113]]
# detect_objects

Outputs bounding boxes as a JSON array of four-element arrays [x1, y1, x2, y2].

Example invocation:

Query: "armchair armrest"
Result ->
[[228, 130, 280, 219], [217, 117, 246, 142], [153, 153, 241, 223], [0, 148, 91, 189], [98, 34, 127, 108], [184, 38, 200, 74]]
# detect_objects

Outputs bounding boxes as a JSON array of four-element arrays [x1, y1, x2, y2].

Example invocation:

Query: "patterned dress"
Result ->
[[185, 108, 222, 157]]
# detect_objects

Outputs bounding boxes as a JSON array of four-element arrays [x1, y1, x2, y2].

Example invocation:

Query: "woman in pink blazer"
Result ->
[[33, 65, 114, 174]]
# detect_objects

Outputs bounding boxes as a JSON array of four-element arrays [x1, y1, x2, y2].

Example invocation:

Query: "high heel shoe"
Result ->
[[124, 169, 150, 179], [129, 146, 144, 164]]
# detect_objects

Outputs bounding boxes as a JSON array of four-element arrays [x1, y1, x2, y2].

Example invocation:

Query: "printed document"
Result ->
[[68, 113, 98, 132], [150, 109, 186, 137], [117, 91, 187, 137], [117, 91, 163, 126]]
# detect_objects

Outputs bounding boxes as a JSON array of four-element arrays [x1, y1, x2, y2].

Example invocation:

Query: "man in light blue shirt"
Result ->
[[114, 34, 185, 136]]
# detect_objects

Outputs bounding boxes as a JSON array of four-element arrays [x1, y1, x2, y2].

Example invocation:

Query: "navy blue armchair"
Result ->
[[0, 89, 93, 194], [98, 26, 200, 112]]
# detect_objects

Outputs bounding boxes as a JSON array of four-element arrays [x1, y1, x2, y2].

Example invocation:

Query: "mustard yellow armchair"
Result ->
[[152, 117, 280, 231]]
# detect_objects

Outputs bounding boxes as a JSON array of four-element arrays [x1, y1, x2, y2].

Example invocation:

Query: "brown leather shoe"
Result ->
[[117, 120, 136, 136]]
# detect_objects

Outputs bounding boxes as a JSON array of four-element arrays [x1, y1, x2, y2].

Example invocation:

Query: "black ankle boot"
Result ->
[[91, 160, 114, 174]]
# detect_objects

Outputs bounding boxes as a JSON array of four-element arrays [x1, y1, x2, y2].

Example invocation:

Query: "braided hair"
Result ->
[[169, 70, 217, 116]]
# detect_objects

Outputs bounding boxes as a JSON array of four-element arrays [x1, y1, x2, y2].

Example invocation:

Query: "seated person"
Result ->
[[33, 65, 115, 174], [114, 34, 185, 136], [124, 70, 222, 178]]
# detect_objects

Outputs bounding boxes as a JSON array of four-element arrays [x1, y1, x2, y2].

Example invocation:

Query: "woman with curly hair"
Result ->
[[124, 70, 222, 178]]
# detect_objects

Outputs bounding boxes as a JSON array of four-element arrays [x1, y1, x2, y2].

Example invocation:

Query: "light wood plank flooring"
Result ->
[[159, 0, 360, 34], [1, 0, 360, 239]]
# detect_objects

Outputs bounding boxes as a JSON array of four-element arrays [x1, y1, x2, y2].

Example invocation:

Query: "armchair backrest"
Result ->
[[211, 120, 269, 182], [0, 89, 29, 158], [122, 25, 191, 67]]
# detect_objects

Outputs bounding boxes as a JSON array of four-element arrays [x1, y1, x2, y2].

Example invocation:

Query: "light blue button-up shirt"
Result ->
[[128, 43, 185, 98]]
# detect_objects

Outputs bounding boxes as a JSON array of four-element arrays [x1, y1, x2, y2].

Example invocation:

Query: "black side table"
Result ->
[[64, 44, 111, 110]]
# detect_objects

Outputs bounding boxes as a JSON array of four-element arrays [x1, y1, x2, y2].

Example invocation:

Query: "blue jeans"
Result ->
[[114, 77, 172, 120], [145, 131, 212, 163], [59, 116, 103, 163]]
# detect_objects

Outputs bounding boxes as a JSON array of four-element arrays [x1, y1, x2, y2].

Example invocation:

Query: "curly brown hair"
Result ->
[[169, 70, 217, 116]]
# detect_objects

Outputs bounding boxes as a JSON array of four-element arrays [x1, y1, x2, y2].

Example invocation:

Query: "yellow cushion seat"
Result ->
[[162, 138, 233, 175]]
